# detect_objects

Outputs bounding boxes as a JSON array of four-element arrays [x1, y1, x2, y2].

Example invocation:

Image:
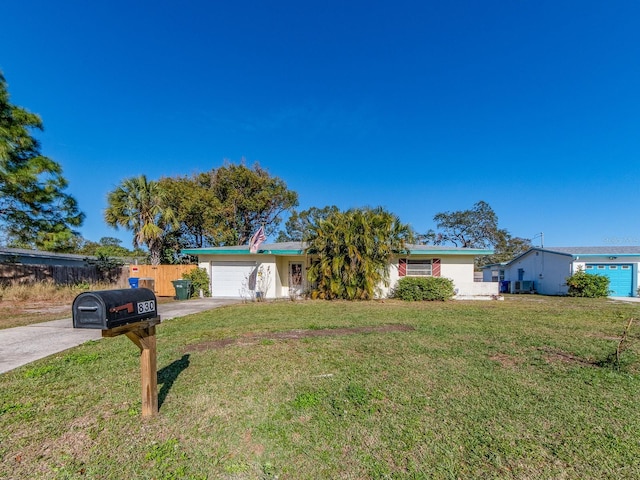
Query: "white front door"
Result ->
[[289, 262, 304, 297]]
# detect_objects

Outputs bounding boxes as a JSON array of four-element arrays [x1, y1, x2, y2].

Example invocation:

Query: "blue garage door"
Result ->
[[585, 264, 633, 297]]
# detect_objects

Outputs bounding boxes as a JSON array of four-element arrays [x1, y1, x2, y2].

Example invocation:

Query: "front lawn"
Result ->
[[2, 297, 640, 478]]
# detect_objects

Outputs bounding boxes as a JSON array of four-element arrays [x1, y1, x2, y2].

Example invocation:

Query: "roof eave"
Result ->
[[571, 253, 640, 258], [407, 248, 494, 256], [181, 248, 304, 255]]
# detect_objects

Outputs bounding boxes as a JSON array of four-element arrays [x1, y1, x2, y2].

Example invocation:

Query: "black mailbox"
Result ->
[[72, 288, 158, 330]]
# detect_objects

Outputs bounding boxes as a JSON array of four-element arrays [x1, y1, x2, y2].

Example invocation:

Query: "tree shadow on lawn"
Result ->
[[158, 353, 190, 409]]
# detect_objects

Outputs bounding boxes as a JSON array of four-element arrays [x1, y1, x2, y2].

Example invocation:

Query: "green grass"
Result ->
[[2, 297, 640, 479]]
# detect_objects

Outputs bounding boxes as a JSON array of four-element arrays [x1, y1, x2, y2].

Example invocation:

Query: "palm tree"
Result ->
[[104, 175, 177, 265], [305, 207, 412, 300]]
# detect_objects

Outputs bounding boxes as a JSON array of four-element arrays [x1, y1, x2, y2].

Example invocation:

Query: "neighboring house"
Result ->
[[482, 263, 508, 283], [181, 242, 497, 300], [0, 247, 91, 267], [485, 246, 640, 297]]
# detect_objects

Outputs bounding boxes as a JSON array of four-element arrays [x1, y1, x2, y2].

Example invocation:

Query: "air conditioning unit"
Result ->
[[515, 280, 534, 293]]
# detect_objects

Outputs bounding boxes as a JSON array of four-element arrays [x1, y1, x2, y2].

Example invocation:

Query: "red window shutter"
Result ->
[[399, 258, 406, 277], [432, 258, 441, 277]]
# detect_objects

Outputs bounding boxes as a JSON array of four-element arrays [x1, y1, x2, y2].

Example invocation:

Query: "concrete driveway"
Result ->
[[0, 298, 239, 375]]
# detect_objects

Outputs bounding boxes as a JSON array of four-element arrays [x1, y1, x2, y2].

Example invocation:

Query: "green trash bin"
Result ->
[[172, 279, 192, 300]]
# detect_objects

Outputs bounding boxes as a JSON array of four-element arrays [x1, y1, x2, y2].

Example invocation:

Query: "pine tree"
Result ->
[[0, 72, 84, 249]]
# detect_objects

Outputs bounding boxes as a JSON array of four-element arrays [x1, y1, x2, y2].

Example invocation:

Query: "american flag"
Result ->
[[249, 226, 266, 253]]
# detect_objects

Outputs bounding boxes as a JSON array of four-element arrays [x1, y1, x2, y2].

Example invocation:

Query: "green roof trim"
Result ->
[[181, 246, 493, 256]]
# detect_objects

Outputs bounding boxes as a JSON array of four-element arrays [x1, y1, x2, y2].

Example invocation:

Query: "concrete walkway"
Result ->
[[0, 298, 238, 374], [609, 297, 640, 303]]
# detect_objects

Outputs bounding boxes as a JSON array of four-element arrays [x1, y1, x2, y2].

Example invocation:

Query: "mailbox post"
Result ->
[[72, 288, 161, 417]]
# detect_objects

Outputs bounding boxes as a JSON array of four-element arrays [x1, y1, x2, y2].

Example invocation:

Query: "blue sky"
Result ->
[[2, 0, 639, 248]]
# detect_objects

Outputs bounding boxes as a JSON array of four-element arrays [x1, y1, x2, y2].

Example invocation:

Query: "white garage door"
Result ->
[[210, 261, 257, 298]]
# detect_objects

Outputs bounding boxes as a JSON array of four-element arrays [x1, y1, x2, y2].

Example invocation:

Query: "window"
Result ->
[[586, 265, 594, 270], [609, 265, 618, 270], [621, 265, 631, 270], [406, 259, 432, 276], [597, 265, 606, 270]]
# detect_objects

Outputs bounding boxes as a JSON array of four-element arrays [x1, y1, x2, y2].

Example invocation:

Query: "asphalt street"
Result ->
[[0, 298, 238, 374]]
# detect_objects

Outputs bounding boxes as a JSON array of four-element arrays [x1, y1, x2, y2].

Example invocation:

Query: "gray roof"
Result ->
[[481, 262, 509, 269], [504, 245, 640, 266], [181, 242, 305, 255], [405, 244, 491, 253], [543, 246, 640, 255], [0, 246, 90, 261], [182, 241, 493, 256], [265, 241, 307, 250]]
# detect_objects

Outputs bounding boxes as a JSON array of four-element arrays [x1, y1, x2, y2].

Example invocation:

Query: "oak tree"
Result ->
[[161, 162, 298, 248], [430, 200, 531, 266], [276, 205, 339, 242]]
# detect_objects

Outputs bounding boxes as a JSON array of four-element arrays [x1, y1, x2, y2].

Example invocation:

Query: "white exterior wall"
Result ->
[[275, 255, 308, 298], [383, 255, 490, 298], [197, 253, 490, 299], [196, 254, 312, 299], [444, 256, 499, 297], [504, 251, 573, 295], [195, 250, 640, 299], [197, 254, 279, 299], [385, 261, 402, 298], [454, 282, 500, 298], [255, 256, 278, 298], [441, 255, 475, 286]]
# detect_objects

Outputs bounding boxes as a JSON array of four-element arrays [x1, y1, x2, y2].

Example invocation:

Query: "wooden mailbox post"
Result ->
[[72, 289, 161, 418], [102, 318, 161, 417]]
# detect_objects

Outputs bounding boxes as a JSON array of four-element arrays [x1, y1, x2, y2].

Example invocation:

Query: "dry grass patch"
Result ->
[[184, 324, 415, 351], [0, 301, 72, 329], [489, 352, 523, 368], [0, 282, 177, 329], [0, 282, 104, 329]]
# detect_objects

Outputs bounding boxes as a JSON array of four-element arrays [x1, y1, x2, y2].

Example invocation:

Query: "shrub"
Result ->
[[391, 276, 455, 301], [565, 269, 610, 298], [182, 268, 211, 298]]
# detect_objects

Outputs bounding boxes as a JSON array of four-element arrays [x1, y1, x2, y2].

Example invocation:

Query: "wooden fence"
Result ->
[[129, 264, 198, 297], [0, 264, 129, 287], [0, 263, 199, 297]]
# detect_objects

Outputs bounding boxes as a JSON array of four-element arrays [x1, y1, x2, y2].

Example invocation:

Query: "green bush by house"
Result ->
[[566, 269, 610, 298], [182, 268, 211, 298], [391, 276, 455, 301]]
